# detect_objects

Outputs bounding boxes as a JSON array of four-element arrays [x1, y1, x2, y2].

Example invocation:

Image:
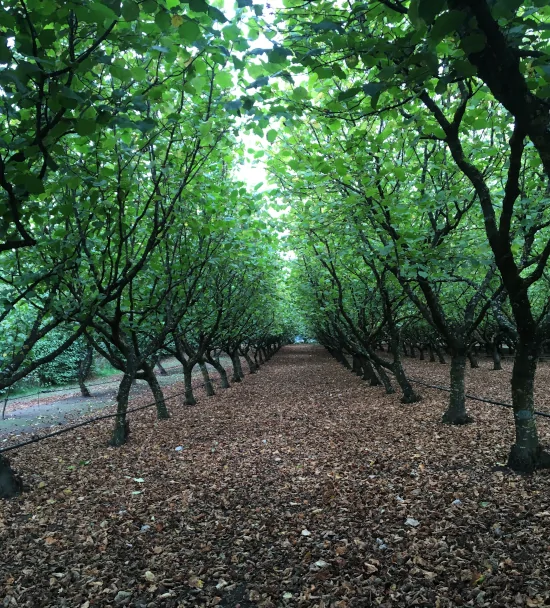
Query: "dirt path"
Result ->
[[1, 345, 550, 608], [0, 358, 236, 438]]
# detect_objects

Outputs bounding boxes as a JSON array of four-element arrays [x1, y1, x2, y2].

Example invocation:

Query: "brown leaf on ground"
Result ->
[[1, 346, 550, 607]]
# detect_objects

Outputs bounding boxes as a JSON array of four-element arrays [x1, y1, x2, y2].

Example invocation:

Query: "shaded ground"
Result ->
[[1, 345, 550, 608], [377, 353, 550, 416], [0, 357, 236, 438]]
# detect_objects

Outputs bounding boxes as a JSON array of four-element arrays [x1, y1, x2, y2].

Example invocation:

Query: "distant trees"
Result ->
[[262, 0, 550, 472]]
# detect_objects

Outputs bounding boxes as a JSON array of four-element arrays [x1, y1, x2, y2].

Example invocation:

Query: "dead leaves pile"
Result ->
[[1, 346, 550, 608]]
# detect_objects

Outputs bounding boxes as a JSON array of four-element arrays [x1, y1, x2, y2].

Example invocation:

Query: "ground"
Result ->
[[0, 358, 234, 437], [1, 346, 550, 608]]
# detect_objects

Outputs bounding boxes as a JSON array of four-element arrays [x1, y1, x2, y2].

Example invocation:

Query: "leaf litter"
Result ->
[[1, 345, 550, 607]]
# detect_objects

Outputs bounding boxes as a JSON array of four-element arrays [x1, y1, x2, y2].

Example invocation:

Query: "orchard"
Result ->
[[1, 1, 550, 606]]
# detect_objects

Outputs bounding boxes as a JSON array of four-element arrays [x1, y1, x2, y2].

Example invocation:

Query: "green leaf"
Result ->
[[189, 0, 209, 12], [461, 33, 487, 54], [214, 71, 233, 88], [292, 86, 309, 101], [155, 10, 171, 29], [179, 20, 201, 41], [121, 0, 140, 21], [430, 10, 466, 44], [453, 58, 477, 77], [418, 0, 446, 24], [208, 6, 228, 21], [25, 174, 45, 194], [266, 129, 277, 143], [338, 86, 362, 101], [76, 120, 97, 136]]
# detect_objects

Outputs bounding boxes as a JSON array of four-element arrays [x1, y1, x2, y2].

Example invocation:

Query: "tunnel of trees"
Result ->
[[1, 0, 550, 498]]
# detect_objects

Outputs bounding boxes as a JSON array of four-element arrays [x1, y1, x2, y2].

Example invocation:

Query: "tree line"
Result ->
[[0, 0, 294, 498]]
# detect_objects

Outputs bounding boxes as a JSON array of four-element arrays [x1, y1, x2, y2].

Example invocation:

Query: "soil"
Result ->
[[1, 346, 549, 608]]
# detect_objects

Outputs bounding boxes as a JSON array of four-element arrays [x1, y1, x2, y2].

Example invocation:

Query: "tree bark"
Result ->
[[373, 361, 395, 394], [351, 354, 363, 376], [442, 353, 473, 425], [183, 364, 196, 405], [360, 355, 381, 386], [0, 454, 23, 499], [199, 362, 215, 396], [492, 344, 502, 371], [435, 345, 447, 364], [78, 344, 93, 397], [142, 363, 169, 419], [230, 351, 244, 382], [507, 339, 550, 472], [155, 357, 168, 376], [207, 354, 230, 389], [111, 369, 134, 446], [389, 341, 420, 404], [468, 352, 479, 369], [242, 351, 258, 374]]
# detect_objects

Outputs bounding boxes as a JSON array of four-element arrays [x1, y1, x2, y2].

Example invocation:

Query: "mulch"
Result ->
[[1, 345, 549, 608]]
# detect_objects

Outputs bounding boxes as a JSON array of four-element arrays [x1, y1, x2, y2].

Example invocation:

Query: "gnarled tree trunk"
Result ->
[[78, 344, 94, 397], [199, 362, 215, 396], [207, 354, 230, 389], [142, 363, 169, 419]]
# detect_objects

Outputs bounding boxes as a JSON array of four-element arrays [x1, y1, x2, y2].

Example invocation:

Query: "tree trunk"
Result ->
[[418, 346, 425, 360], [199, 362, 215, 396], [230, 351, 244, 382], [435, 345, 447, 364], [409, 345, 416, 358], [257, 348, 265, 365], [78, 344, 93, 397], [142, 363, 169, 419], [0, 454, 23, 500], [183, 364, 196, 405], [507, 340, 550, 472], [468, 352, 479, 369], [360, 356, 381, 386], [207, 355, 230, 389], [393, 362, 420, 404], [373, 361, 395, 394], [351, 354, 362, 376], [111, 369, 134, 446], [242, 351, 258, 374], [492, 344, 502, 371], [156, 357, 168, 376], [442, 352, 473, 425], [429, 344, 436, 362], [389, 342, 420, 404]]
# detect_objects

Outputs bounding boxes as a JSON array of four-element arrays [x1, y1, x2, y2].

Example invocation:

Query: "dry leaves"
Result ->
[[1, 346, 550, 607]]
